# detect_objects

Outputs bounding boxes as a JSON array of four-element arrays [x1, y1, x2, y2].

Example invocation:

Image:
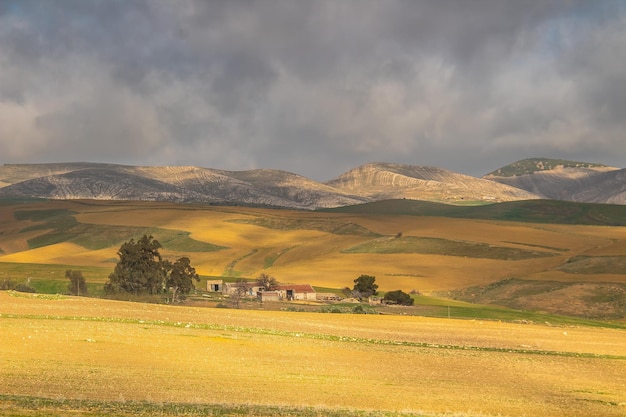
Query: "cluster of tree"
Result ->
[[104, 235, 199, 302], [343, 274, 379, 299], [345, 274, 414, 306]]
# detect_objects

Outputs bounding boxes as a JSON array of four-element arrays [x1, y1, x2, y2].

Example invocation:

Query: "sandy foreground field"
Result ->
[[1, 292, 625, 417]]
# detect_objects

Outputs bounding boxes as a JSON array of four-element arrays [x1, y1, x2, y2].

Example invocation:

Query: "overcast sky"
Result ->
[[1, 0, 625, 180]]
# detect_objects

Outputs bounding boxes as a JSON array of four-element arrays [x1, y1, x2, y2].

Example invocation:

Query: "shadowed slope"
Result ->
[[485, 158, 626, 204]]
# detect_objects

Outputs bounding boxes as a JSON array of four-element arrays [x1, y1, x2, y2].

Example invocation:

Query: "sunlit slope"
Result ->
[[1, 199, 625, 291]]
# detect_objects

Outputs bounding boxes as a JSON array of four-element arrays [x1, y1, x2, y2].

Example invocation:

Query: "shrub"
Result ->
[[383, 290, 414, 306], [0, 279, 16, 290], [14, 283, 36, 293], [352, 305, 366, 314]]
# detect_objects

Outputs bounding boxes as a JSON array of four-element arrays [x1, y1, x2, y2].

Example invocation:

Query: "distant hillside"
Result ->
[[323, 198, 626, 226], [484, 158, 626, 204], [486, 158, 612, 177], [325, 162, 540, 204], [1, 158, 624, 208], [448, 278, 626, 319], [0, 163, 366, 209]]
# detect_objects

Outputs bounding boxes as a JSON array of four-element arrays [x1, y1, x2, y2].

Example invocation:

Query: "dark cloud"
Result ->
[[1, 0, 625, 180]]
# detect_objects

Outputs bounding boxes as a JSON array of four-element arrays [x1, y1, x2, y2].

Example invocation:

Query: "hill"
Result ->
[[485, 157, 613, 177], [2, 159, 625, 208], [0, 161, 544, 209], [1, 198, 626, 319], [325, 162, 540, 203], [448, 278, 626, 319], [0, 163, 366, 209], [484, 158, 626, 204], [323, 198, 626, 226]]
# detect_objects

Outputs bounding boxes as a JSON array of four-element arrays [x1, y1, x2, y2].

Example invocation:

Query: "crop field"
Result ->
[[1, 199, 626, 294], [1, 291, 625, 417]]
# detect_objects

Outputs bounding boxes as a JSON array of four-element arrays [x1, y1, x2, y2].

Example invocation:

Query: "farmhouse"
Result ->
[[223, 281, 262, 297], [256, 285, 316, 302], [276, 284, 316, 301], [206, 280, 224, 292], [209, 280, 318, 301]]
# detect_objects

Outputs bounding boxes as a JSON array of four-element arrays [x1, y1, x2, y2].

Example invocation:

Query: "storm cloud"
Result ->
[[1, 0, 625, 180]]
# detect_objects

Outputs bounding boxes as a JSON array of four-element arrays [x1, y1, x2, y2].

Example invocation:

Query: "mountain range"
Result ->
[[0, 158, 624, 209]]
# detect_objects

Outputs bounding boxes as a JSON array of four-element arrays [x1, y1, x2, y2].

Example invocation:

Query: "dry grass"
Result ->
[[1, 292, 625, 417]]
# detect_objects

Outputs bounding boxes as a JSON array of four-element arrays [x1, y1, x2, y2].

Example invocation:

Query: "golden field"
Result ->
[[1, 199, 626, 415], [1, 199, 625, 293], [1, 291, 625, 417]]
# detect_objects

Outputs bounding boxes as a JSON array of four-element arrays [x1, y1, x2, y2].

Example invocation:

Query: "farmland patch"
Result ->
[[342, 236, 557, 260], [227, 217, 380, 236], [558, 256, 626, 275], [15, 209, 225, 252]]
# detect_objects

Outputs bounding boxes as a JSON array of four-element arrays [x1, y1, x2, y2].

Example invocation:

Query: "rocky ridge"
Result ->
[[0, 158, 624, 209]]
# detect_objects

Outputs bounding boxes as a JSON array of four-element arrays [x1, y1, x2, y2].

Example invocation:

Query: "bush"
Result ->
[[14, 283, 36, 293], [383, 290, 414, 306], [0, 279, 16, 290], [352, 305, 366, 314]]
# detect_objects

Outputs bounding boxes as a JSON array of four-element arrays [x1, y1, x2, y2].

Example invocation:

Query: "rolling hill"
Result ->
[[0, 163, 367, 209], [484, 158, 626, 204], [1, 158, 624, 208], [324, 162, 540, 203], [1, 197, 626, 318]]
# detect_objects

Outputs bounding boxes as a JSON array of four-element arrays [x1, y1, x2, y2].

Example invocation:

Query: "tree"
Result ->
[[66, 270, 88, 296], [105, 235, 166, 295], [256, 273, 278, 291], [165, 257, 200, 303], [383, 289, 414, 306], [352, 274, 378, 298], [229, 278, 251, 309]]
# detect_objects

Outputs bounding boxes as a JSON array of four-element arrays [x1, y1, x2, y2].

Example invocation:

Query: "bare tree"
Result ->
[[230, 279, 251, 308], [256, 273, 278, 291]]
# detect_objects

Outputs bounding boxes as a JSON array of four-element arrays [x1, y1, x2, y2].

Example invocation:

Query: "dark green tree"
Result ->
[[165, 256, 200, 303], [66, 270, 88, 296], [383, 289, 414, 306], [352, 274, 378, 298], [105, 235, 166, 295]]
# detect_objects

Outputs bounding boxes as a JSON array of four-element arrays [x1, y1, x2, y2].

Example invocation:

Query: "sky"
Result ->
[[1, 0, 625, 181]]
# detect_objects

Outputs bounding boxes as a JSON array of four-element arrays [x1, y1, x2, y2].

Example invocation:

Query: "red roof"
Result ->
[[277, 284, 316, 293]]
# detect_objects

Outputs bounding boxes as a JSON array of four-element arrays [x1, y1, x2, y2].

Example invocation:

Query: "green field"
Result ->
[[324, 198, 626, 226]]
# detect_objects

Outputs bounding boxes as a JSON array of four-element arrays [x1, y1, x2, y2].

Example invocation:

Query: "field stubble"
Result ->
[[1, 292, 625, 417]]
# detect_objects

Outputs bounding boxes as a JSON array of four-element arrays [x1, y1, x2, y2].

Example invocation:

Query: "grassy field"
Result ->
[[1, 291, 625, 417]]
